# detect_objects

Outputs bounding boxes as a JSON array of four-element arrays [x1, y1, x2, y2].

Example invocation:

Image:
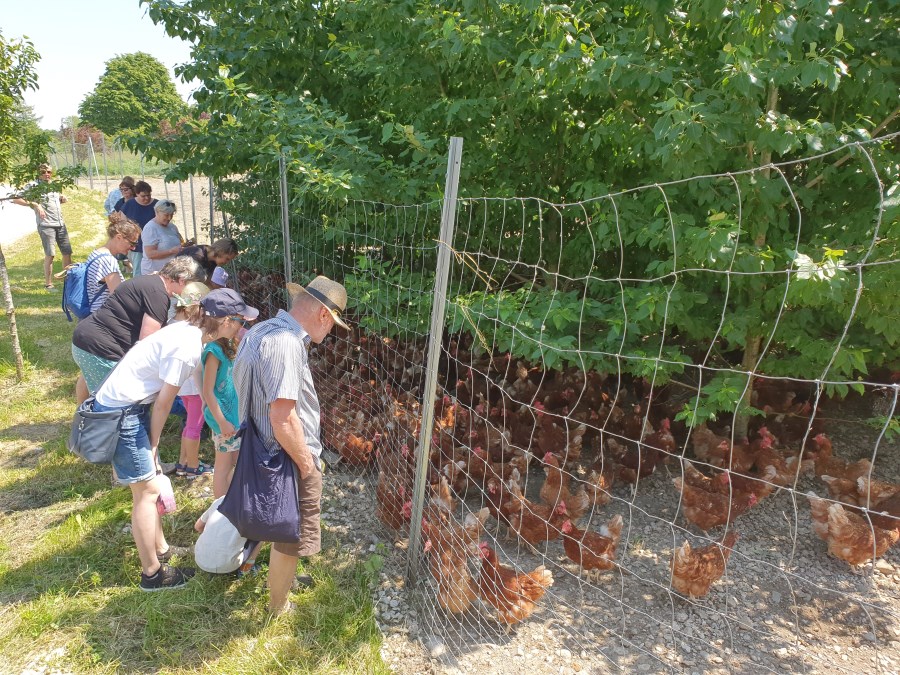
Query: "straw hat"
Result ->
[[175, 281, 211, 307], [292, 276, 349, 330]]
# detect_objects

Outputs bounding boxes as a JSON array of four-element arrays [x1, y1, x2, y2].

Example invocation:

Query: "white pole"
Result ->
[[279, 154, 293, 284], [406, 137, 464, 580], [189, 175, 198, 241]]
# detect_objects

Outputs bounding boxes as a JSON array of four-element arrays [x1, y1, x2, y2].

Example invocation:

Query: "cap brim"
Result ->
[[242, 306, 260, 320]]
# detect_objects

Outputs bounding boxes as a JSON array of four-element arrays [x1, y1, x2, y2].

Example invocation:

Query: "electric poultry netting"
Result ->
[[266, 136, 897, 673]]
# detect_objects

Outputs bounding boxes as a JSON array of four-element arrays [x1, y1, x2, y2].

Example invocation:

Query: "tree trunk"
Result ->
[[734, 83, 779, 439], [0, 244, 26, 381]]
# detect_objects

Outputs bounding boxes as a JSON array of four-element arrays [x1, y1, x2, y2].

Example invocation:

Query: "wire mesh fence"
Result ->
[[214, 134, 899, 672]]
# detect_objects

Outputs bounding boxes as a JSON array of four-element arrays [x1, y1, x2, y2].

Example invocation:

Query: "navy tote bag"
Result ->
[[218, 412, 302, 544]]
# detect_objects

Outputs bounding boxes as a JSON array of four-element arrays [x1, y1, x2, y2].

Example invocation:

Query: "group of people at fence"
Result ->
[[17, 166, 352, 614]]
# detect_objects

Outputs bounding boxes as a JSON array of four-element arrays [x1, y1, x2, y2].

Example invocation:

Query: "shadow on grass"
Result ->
[[0, 447, 110, 513], [1, 494, 383, 673], [0, 418, 72, 446]]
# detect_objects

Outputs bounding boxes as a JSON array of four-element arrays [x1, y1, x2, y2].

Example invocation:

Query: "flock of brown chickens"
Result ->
[[307, 328, 900, 623]]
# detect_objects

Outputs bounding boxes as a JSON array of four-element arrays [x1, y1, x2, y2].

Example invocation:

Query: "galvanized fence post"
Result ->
[[189, 175, 198, 241], [100, 135, 109, 192], [208, 177, 215, 243], [407, 137, 464, 581], [87, 137, 98, 191], [279, 154, 294, 285]]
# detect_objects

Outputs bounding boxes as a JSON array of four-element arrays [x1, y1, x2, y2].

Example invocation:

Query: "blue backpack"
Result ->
[[62, 255, 109, 321]]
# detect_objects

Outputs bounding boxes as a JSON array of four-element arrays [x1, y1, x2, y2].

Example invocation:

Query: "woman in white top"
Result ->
[[93, 288, 258, 591], [141, 199, 186, 275]]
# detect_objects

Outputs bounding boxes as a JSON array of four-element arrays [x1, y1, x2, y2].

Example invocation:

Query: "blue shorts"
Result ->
[[94, 402, 155, 485], [71, 344, 117, 394]]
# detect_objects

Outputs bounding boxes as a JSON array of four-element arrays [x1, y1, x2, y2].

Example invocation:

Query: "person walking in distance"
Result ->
[[232, 276, 349, 615], [12, 164, 73, 290]]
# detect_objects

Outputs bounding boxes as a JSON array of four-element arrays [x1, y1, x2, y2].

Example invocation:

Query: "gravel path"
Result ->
[[319, 394, 900, 674]]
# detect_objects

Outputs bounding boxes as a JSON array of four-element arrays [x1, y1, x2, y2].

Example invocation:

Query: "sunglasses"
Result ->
[[122, 234, 139, 249], [227, 316, 250, 328]]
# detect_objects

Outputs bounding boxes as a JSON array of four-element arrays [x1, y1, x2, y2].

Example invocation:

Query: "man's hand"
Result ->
[[34, 204, 46, 219], [270, 398, 314, 479]]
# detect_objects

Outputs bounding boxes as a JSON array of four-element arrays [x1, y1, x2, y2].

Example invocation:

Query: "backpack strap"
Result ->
[[82, 252, 116, 309]]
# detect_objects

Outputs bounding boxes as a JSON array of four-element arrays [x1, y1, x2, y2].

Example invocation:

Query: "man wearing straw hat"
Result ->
[[232, 275, 349, 615]]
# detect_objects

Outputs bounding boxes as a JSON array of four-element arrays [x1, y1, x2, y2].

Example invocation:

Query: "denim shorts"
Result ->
[[94, 401, 154, 484]]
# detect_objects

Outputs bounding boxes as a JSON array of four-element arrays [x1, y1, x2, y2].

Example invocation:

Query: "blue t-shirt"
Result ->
[[202, 341, 238, 434], [119, 198, 158, 252]]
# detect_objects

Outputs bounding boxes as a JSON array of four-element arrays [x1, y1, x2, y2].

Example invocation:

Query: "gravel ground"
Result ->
[[319, 393, 900, 675]]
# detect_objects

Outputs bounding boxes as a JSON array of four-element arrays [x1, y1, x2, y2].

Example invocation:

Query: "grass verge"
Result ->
[[0, 188, 385, 673]]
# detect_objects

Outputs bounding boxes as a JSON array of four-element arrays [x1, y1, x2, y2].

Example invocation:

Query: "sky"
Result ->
[[2, 0, 197, 130]]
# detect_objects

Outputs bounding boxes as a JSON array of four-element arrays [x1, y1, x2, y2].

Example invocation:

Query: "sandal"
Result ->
[[44, 284, 55, 291], [176, 462, 214, 478]]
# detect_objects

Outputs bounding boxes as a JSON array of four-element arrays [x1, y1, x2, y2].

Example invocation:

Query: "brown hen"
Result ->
[[477, 542, 554, 625], [806, 492, 900, 565], [671, 530, 739, 598], [422, 508, 490, 614], [560, 514, 624, 579], [673, 477, 759, 531]]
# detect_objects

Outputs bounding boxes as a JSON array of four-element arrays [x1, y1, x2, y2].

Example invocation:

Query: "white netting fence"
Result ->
[[212, 134, 899, 673]]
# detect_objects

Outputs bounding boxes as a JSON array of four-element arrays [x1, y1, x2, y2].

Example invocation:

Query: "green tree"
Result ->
[[138, 1, 899, 424], [78, 52, 186, 136], [0, 30, 41, 381]]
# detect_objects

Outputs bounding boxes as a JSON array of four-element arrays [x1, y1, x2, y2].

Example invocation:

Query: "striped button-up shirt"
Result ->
[[233, 309, 321, 465]]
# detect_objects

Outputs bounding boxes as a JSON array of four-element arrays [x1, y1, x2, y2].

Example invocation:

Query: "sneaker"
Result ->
[[139, 563, 195, 592]]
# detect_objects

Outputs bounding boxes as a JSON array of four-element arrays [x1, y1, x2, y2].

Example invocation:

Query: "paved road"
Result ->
[[0, 185, 37, 246]]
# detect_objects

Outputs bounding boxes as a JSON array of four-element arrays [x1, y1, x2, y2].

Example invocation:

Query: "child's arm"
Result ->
[[202, 353, 236, 437], [193, 366, 205, 405], [194, 517, 206, 533]]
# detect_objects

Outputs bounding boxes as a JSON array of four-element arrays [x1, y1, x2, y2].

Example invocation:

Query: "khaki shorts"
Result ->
[[273, 464, 323, 558], [38, 223, 72, 257]]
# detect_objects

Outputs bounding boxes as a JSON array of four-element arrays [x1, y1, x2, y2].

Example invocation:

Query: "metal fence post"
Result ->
[[208, 177, 215, 243], [100, 135, 109, 192], [406, 137, 464, 581], [178, 181, 187, 236], [279, 154, 294, 285], [70, 133, 78, 187], [87, 137, 98, 190], [189, 175, 198, 241]]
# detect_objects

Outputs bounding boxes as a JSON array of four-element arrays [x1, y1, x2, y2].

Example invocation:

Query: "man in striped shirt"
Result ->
[[233, 276, 349, 615]]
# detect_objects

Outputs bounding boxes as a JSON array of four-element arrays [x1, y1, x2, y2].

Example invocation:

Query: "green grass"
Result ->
[[0, 188, 386, 673]]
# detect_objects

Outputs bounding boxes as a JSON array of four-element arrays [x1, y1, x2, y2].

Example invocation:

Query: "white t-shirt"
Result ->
[[96, 321, 202, 407], [194, 497, 247, 573], [179, 365, 201, 396], [140, 219, 183, 275]]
